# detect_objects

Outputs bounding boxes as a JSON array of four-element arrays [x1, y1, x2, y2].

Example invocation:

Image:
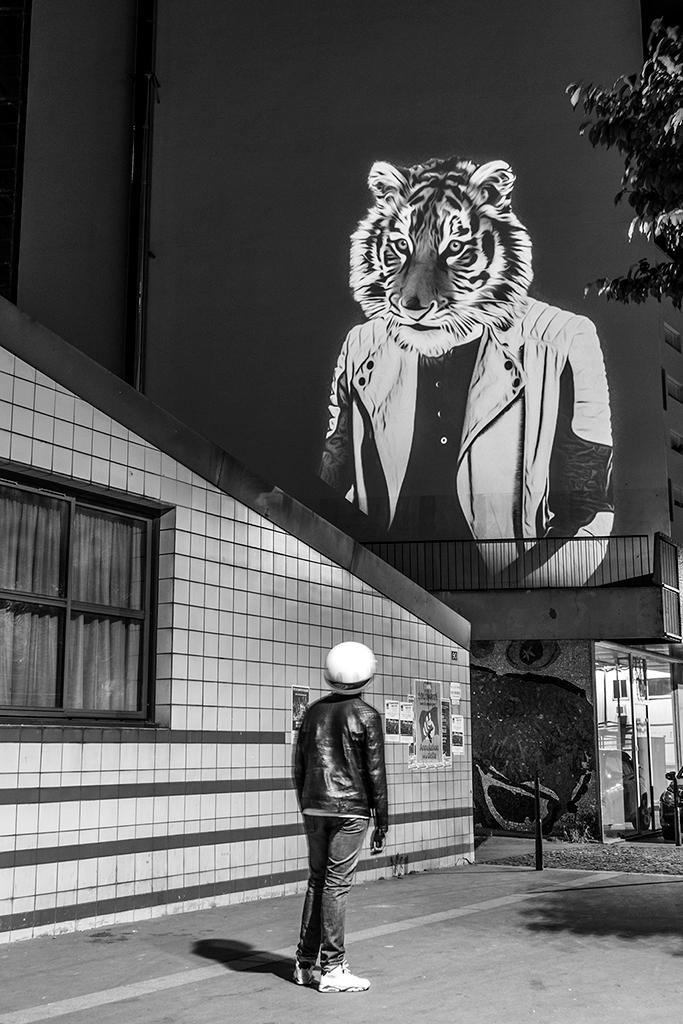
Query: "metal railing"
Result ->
[[365, 535, 654, 591]]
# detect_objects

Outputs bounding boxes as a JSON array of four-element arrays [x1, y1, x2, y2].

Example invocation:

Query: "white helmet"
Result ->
[[324, 641, 377, 695]]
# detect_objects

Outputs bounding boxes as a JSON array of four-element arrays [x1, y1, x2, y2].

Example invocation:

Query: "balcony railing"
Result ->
[[365, 535, 654, 591]]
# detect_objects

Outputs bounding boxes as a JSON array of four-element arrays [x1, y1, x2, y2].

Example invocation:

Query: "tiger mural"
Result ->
[[320, 156, 614, 586]]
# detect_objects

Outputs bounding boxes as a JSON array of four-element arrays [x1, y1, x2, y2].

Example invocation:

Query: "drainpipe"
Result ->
[[125, 0, 159, 392]]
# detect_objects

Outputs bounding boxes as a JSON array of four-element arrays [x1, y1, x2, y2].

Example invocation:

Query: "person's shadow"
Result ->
[[192, 938, 294, 982]]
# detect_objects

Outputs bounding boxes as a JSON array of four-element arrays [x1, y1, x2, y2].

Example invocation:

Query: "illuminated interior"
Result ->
[[594, 642, 681, 840]]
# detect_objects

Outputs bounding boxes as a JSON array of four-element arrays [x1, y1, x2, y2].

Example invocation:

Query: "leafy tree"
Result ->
[[568, 19, 683, 308]]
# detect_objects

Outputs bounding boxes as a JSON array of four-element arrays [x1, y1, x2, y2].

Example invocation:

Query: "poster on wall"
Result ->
[[451, 714, 465, 755], [291, 686, 310, 744], [319, 157, 614, 588], [413, 679, 443, 768], [450, 681, 462, 706], [441, 698, 452, 763], [384, 699, 400, 742], [399, 700, 414, 744]]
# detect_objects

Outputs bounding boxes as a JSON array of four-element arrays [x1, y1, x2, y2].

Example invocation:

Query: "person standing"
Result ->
[[293, 641, 389, 993]]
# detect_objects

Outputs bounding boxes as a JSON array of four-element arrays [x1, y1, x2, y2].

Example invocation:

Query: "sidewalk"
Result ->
[[1, 860, 682, 1024]]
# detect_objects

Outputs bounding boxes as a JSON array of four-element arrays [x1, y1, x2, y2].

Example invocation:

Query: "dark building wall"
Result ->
[[13, 0, 683, 548], [16, 0, 135, 375], [142, 0, 670, 541]]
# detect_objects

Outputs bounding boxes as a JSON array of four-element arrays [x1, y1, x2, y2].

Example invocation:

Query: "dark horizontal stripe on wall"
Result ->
[[0, 772, 472, 816], [0, 776, 295, 806], [0, 840, 470, 935], [0, 822, 303, 870], [1, 807, 473, 869], [0, 727, 286, 744], [393, 805, 470, 825]]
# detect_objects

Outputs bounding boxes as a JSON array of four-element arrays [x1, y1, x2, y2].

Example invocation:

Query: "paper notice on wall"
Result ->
[[451, 714, 465, 755], [441, 699, 452, 763], [399, 700, 414, 743], [413, 679, 443, 768], [384, 699, 400, 741], [404, 695, 417, 768], [291, 686, 309, 744], [408, 739, 417, 770], [450, 681, 461, 706]]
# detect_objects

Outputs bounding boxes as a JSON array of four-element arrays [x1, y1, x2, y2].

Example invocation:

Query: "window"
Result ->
[[612, 676, 628, 700], [672, 484, 683, 510], [670, 431, 683, 456], [667, 375, 683, 404], [664, 324, 681, 352], [0, 479, 155, 718]]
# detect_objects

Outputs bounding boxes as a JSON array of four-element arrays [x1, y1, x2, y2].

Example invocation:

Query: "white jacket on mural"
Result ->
[[320, 297, 614, 585]]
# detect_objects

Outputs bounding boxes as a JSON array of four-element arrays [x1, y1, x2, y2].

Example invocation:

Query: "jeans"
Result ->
[[296, 814, 368, 972]]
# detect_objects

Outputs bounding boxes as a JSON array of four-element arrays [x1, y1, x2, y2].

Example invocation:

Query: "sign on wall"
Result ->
[[399, 700, 414, 743], [451, 714, 465, 755], [291, 686, 309, 744], [441, 698, 452, 763], [413, 679, 443, 768], [385, 699, 400, 741]]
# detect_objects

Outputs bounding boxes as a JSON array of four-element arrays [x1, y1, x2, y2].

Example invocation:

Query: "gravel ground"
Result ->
[[482, 841, 683, 875]]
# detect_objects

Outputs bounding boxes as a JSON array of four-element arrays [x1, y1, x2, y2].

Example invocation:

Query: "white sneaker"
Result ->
[[292, 961, 316, 986], [318, 963, 370, 992]]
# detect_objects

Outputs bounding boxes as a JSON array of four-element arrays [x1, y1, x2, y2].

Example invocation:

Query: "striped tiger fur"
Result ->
[[350, 156, 533, 356]]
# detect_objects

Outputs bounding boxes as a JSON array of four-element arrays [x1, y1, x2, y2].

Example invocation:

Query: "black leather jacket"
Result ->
[[294, 693, 389, 830]]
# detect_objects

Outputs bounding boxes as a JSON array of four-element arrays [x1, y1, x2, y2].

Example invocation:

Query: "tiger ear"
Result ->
[[469, 160, 516, 211], [368, 162, 409, 206]]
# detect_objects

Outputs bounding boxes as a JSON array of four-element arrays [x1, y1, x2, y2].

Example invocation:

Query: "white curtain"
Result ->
[[65, 615, 140, 711], [0, 488, 64, 596], [66, 509, 145, 710], [70, 509, 144, 609], [0, 489, 64, 706], [0, 605, 59, 706]]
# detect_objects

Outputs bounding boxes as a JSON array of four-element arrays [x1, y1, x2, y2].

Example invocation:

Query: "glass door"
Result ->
[[595, 643, 678, 839], [595, 650, 650, 838], [630, 656, 654, 833], [645, 659, 678, 831]]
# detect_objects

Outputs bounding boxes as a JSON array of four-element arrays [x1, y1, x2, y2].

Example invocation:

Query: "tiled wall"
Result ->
[[0, 346, 472, 943]]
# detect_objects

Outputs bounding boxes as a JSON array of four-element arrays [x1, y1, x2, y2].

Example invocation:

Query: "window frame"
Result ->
[[666, 373, 683, 405], [670, 430, 683, 457], [664, 324, 682, 353], [0, 474, 160, 723]]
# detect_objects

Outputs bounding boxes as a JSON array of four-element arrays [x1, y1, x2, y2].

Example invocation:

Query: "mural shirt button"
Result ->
[[435, 381, 441, 388], [358, 376, 366, 385], [504, 359, 513, 370], [512, 376, 521, 389], [366, 360, 374, 369], [440, 436, 448, 444]]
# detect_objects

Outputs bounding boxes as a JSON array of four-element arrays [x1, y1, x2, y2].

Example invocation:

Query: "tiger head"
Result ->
[[350, 156, 533, 356]]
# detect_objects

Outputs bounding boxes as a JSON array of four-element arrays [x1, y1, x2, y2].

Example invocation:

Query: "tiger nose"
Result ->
[[402, 293, 430, 311], [402, 262, 438, 311]]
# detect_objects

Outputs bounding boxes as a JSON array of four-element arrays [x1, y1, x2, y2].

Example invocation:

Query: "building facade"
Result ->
[[0, 302, 472, 942], [3, 1, 683, 865]]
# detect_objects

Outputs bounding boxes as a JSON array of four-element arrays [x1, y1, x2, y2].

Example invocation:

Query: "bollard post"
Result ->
[[674, 777, 682, 848], [534, 774, 543, 870]]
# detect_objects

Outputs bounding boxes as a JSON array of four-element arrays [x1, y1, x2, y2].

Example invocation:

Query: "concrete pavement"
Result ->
[[0, 859, 682, 1024]]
